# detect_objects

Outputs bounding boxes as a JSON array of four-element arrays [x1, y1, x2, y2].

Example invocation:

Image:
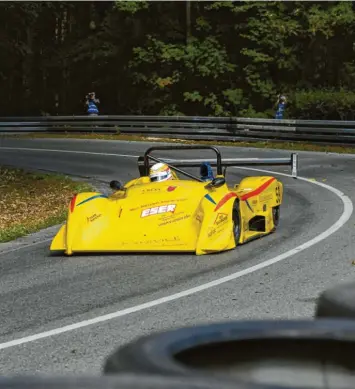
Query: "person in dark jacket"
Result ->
[[275, 94, 287, 119], [85, 92, 100, 115]]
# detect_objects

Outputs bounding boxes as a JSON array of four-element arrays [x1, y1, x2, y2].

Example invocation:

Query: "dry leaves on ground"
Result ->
[[0, 167, 91, 241]]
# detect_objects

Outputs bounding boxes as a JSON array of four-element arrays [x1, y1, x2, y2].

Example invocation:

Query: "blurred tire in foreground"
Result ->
[[0, 374, 242, 389], [315, 281, 355, 319], [104, 320, 355, 388]]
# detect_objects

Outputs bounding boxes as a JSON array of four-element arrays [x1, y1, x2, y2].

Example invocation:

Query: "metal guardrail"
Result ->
[[0, 115, 355, 145], [137, 145, 298, 178]]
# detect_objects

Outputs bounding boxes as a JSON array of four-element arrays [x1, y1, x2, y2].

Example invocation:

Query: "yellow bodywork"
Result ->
[[50, 174, 283, 256]]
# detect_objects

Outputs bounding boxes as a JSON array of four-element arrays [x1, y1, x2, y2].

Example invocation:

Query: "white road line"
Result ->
[[0, 239, 52, 256], [0, 147, 140, 159], [0, 148, 352, 351]]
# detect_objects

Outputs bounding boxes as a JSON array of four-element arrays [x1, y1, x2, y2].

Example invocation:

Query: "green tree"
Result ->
[[1, 1, 355, 119]]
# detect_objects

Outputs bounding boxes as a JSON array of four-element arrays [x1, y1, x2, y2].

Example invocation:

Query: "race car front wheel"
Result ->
[[232, 200, 241, 245]]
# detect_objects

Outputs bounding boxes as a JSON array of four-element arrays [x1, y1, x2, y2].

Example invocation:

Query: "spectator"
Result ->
[[85, 92, 100, 116], [275, 94, 287, 119]]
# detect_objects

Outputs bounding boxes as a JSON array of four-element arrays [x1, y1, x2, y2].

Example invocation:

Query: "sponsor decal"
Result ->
[[140, 201, 160, 209], [208, 216, 228, 237], [141, 187, 161, 193], [159, 210, 184, 221], [196, 214, 203, 223], [122, 236, 183, 247], [167, 186, 177, 192], [129, 198, 188, 212], [141, 204, 176, 218], [260, 193, 272, 202], [207, 225, 224, 238], [208, 228, 216, 237], [214, 213, 228, 226], [138, 198, 187, 210], [159, 214, 190, 227], [87, 213, 102, 223]]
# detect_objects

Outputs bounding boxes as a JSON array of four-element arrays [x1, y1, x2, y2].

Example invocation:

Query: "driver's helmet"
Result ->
[[149, 163, 173, 182]]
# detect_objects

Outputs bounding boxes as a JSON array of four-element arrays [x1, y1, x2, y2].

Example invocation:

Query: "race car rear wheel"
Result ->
[[272, 206, 280, 228], [232, 200, 241, 245]]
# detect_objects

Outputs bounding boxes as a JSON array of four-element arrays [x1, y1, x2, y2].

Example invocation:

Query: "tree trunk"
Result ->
[[186, 0, 191, 44]]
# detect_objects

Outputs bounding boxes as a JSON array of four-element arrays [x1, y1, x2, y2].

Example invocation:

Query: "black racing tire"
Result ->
[[103, 319, 355, 388], [272, 206, 280, 228], [232, 199, 241, 245], [315, 281, 355, 319], [0, 374, 241, 389]]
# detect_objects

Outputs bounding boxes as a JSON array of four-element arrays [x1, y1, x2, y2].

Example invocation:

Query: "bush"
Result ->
[[290, 89, 355, 120]]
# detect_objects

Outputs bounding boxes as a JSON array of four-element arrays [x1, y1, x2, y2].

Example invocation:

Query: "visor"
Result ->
[[150, 172, 169, 182]]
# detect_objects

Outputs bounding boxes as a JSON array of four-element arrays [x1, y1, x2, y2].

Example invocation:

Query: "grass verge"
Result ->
[[6, 132, 355, 154], [0, 166, 92, 243]]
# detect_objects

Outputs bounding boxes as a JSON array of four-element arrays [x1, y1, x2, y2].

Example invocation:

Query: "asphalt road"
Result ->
[[0, 137, 355, 375]]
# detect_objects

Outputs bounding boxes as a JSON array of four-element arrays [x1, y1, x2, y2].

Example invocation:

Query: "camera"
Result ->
[[86, 92, 95, 101]]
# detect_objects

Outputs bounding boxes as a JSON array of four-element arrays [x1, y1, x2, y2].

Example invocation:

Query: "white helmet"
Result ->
[[149, 163, 173, 182]]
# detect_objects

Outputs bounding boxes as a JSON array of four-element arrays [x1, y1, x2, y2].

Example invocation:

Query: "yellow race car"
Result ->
[[50, 145, 298, 256]]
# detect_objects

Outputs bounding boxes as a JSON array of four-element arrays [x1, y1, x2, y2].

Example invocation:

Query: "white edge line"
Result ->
[[0, 239, 52, 256], [0, 147, 140, 159], [0, 148, 352, 350]]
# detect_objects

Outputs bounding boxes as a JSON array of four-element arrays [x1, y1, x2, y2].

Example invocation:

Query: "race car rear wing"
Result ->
[[138, 145, 298, 181]]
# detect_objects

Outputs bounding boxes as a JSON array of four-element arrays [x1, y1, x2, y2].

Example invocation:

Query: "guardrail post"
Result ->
[[291, 153, 298, 179]]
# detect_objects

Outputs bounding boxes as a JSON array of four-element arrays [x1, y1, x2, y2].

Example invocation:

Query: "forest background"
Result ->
[[2, 1, 355, 120]]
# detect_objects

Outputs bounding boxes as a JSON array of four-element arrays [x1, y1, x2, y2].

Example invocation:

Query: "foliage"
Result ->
[[1, 1, 355, 119], [115, 1, 149, 14], [291, 89, 355, 120]]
